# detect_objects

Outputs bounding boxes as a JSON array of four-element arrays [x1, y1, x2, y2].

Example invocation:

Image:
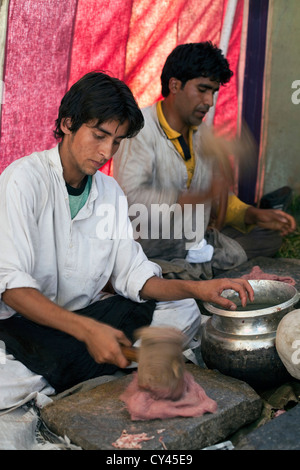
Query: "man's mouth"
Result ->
[[194, 111, 206, 120], [196, 107, 209, 116], [90, 159, 103, 168]]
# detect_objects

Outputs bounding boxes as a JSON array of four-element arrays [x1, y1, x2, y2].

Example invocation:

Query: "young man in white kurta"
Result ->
[[0, 145, 200, 339], [0, 71, 254, 394]]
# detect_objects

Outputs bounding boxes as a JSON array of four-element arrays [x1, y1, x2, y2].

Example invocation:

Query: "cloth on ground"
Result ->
[[0, 354, 54, 413], [0, 355, 57, 450], [120, 371, 217, 421], [150, 228, 247, 281], [0, 404, 82, 450], [241, 265, 296, 285], [185, 238, 214, 263], [0, 406, 50, 450]]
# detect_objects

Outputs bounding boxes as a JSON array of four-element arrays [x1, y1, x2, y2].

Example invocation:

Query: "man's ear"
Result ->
[[60, 117, 72, 135], [169, 77, 181, 94]]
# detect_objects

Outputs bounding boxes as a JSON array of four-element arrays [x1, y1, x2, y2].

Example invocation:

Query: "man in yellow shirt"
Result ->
[[114, 42, 296, 280]]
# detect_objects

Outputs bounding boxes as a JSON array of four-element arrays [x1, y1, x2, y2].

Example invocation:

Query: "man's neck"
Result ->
[[59, 141, 87, 189], [161, 100, 189, 142]]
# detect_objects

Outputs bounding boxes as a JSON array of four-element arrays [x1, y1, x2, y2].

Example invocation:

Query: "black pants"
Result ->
[[221, 226, 282, 259], [0, 295, 156, 393]]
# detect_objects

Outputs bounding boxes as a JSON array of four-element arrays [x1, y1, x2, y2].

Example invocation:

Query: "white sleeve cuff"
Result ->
[[0, 271, 40, 298], [124, 260, 162, 303]]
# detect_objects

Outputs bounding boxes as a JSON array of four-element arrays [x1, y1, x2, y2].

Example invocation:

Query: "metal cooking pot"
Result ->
[[201, 280, 300, 390]]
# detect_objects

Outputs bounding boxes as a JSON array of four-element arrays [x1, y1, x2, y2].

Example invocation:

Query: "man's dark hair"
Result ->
[[54, 71, 144, 140], [160, 42, 233, 97]]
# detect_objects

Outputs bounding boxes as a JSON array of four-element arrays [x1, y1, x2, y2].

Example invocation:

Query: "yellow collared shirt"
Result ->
[[156, 100, 196, 188]]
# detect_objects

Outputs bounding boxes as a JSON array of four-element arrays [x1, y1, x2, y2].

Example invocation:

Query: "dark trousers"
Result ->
[[221, 226, 282, 259], [0, 295, 156, 393]]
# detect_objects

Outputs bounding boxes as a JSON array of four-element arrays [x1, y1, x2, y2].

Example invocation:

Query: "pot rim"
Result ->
[[203, 280, 300, 318]]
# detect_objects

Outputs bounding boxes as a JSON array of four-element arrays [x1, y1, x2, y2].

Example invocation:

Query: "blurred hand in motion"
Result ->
[[245, 207, 296, 236]]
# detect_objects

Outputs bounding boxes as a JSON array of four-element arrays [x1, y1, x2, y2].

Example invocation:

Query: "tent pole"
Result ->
[[205, 0, 238, 127]]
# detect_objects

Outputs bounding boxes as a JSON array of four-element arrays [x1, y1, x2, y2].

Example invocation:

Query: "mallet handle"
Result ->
[[121, 345, 139, 362]]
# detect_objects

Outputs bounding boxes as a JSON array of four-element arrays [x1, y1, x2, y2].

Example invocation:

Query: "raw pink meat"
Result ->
[[241, 265, 296, 285], [112, 429, 154, 449], [120, 371, 217, 421]]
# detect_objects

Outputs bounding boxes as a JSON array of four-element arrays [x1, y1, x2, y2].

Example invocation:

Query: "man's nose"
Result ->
[[204, 91, 215, 108], [98, 140, 114, 160]]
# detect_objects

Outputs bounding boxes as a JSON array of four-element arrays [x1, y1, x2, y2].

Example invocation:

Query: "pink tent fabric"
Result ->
[[0, 0, 78, 171], [0, 0, 244, 175]]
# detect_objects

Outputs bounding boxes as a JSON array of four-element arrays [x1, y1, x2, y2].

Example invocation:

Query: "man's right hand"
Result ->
[[82, 317, 133, 369], [2, 287, 133, 370]]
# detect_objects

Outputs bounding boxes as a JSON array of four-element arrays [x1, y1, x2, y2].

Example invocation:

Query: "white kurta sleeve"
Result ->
[[104, 184, 162, 302], [0, 165, 41, 300]]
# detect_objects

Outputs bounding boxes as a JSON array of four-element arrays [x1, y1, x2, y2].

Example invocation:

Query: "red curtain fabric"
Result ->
[[125, 0, 227, 109], [0, 0, 244, 175], [68, 0, 133, 85], [0, 0, 78, 172], [67, 0, 134, 174]]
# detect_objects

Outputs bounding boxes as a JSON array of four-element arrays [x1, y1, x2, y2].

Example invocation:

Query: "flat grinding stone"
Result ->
[[40, 364, 262, 450]]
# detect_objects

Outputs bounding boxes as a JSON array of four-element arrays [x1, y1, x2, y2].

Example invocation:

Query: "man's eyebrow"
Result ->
[[94, 126, 112, 135], [198, 83, 219, 92], [94, 125, 127, 139]]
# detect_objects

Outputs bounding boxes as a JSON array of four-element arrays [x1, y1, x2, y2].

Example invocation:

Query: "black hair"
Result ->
[[54, 71, 144, 140], [160, 42, 233, 97]]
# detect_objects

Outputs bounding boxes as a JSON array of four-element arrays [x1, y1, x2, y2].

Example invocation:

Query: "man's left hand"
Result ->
[[245, 207, 296, 236]]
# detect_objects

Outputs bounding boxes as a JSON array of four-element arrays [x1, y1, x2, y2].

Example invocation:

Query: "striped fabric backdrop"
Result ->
[[0, 0, 244, 175]]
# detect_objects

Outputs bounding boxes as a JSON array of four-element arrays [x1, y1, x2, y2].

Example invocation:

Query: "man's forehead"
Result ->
[[193, 76, 220, 89], [88, 118, 128, 134]]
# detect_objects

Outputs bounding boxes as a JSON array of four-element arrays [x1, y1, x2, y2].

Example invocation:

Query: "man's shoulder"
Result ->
[[3, 146, 58, 172], [141, 103, 157, 122], [0, 146, 59, 190], [136, 103, 163, 140]]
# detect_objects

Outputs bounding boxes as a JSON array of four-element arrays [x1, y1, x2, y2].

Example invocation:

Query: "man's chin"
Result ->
[[190, 117, 204, 127]]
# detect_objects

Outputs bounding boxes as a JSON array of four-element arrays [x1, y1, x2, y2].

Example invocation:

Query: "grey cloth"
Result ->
[[150, 228, 247, 280]]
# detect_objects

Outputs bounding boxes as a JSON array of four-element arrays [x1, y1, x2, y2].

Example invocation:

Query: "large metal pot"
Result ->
[[201, 280, 300, 390]]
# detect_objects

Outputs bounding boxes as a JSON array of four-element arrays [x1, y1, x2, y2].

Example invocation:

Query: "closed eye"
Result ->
[[199, 87, 218, 95], [113, 138, 125, 146], [93, 132, 105, 140]]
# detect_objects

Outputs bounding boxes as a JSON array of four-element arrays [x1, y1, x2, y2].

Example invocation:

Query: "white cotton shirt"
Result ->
[[0, 145, 161, 319]]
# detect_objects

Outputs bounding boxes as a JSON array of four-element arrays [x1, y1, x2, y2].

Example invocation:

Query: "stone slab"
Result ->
[[40, 364, 262, 450], [235, 403, 300, 450]]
